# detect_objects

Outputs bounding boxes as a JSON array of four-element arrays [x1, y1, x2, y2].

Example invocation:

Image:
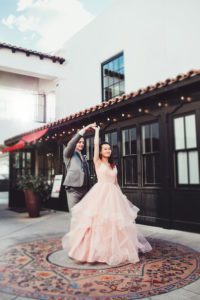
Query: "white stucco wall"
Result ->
[[0, 72, 47, 145], [55, 0, 200, 119], [0, 71, 39, 90], [0, 49, 65, 80]]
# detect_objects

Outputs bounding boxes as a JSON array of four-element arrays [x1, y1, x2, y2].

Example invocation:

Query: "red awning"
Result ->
[[2, 140, 25, 153], [22, 128, 48, 143], [2, 128, 48, 153]]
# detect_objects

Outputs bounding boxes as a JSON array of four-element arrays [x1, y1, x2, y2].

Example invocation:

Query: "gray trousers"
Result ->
[[66, 186, 88, 212]]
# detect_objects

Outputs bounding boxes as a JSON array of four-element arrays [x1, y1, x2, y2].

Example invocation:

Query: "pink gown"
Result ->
[[62, 163, 152, 266]]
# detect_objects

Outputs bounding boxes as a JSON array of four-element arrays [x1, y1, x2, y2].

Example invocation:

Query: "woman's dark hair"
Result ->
[[99, 142, 115, 168]]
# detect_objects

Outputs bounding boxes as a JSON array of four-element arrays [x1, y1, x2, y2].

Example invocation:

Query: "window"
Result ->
[[102, 53, 125, 101], [38, 152, 55, 182], [105, 131, 119, 164], [35, 92, 56, 123], [142, 122, 160, 185], [122, 127, 138, 185], [46, 92, 56, 122], [34, 94, 46, 123], [12, 151, 32, 179], [174, 114, 200, 185]]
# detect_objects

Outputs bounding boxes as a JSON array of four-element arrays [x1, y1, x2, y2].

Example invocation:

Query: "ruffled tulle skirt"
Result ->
[[62, 182, 152, 266]]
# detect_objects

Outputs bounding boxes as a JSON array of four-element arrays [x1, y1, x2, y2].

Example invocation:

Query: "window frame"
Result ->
[[34, 94, 46, 123], [141, 120, 161, 187], [121, 126, 138, 187], [173, 112, 200, 187], [101, 52, 125, 102], [11, 150, 34, 181]]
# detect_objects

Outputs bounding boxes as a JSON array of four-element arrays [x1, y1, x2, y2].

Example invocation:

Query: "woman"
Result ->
[[62, 125, 152, 266]]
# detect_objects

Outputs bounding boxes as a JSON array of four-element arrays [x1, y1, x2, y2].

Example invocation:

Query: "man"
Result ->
[[63, 123, 96, 211]]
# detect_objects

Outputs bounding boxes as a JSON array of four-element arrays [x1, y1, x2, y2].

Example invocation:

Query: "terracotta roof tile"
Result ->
[[134, 90, 141, 97], [177, 73, 187, 81], [144, 86, 151, 92], [0, 42, 65, 64]]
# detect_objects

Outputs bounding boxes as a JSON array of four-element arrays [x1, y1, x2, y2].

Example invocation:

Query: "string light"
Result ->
[[33, 97, 182, 147], [180, 96, 192, 102], [46, 153, 54, 157]]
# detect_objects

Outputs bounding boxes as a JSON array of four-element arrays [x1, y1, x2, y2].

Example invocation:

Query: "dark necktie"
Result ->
[[77, 152, 89, 187], [76, 152, 88, 174]]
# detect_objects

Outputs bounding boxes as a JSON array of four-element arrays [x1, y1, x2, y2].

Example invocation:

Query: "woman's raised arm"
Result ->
[[93, 126, 101, 167]]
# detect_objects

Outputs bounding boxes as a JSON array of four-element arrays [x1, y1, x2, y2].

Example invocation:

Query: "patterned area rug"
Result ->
[[0, 236, 200, 300]]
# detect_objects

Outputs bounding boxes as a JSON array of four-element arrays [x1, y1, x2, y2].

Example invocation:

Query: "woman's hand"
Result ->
[[92, 125, 100, 131], [84, 122, 96, 131]]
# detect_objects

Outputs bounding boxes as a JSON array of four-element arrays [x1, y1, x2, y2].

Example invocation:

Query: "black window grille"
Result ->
[[142, 122, 160, 185], [102, 53, 125, 101], [122, 127, 138, 186], [174, 114, 200, 185]]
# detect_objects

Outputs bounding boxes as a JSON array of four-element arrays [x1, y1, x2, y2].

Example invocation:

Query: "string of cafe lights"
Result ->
[[36, 94, 192, 144], [37, 112, 134, 144]]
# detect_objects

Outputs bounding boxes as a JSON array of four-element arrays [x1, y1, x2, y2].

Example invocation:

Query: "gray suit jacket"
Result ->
[[63, 132, 89, 188]]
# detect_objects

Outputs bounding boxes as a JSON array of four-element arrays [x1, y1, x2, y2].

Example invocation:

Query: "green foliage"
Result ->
[[17, 175, 52, 201]]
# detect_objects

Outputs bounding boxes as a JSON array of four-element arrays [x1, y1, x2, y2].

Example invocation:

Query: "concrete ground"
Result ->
[[0, 191, 200, 300]]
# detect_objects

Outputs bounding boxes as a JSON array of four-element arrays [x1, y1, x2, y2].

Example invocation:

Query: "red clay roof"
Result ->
[[4, 68, 200, 145], [0, 42, 65, 64]]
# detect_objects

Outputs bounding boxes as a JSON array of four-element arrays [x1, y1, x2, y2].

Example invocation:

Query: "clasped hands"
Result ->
[[84, 122, 100, 132]]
